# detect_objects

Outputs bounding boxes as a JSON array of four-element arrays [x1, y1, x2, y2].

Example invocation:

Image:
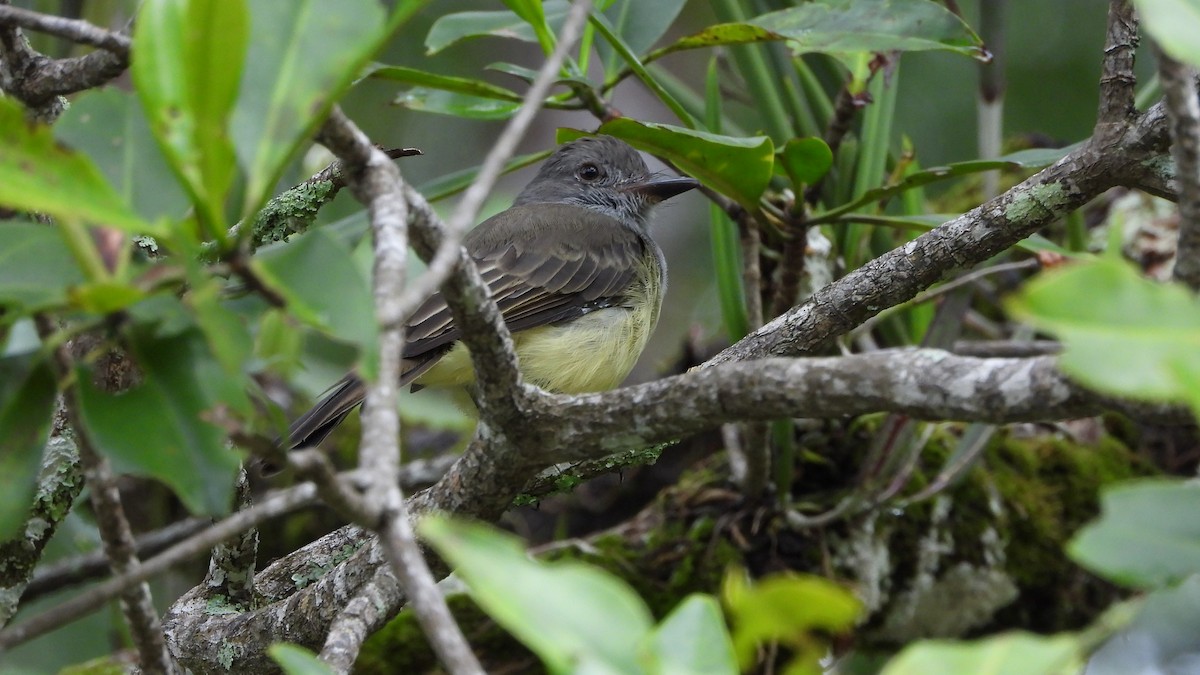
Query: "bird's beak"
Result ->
[[622, 176, 701, 202]]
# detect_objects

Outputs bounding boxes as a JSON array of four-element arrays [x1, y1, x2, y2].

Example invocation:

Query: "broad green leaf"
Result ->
[[0, 222, 85, 312], [723, 572, 861, 670], [779, 137, 833, 187], [1007, 257, 1200, 403], [269, 644, 335, 675], [421, 516, 655, 674], [185, 279, 252, 377], [597, 0, 687, 75], [367, 65, 523, 102], [649, 0, 986, 62], [501, 0, 555, 54], [69, 281, 146, 314], [56, 88, 190, 222], [647, 594, 738, 675], [132, 0, 248, 234], [1132, 0, 1200, 68], [253, 229, 378, 377], [425, 1, 569, 55], [76, 327, 245, 515], [1069, 480, 1200, 589], [0, 99, 152, 234], [562, 120, 773, 211], [395, 87, 523, 120], [881, 632, 1084, 675], [232, 0, 389, 216], [0, 352, 57, 540]]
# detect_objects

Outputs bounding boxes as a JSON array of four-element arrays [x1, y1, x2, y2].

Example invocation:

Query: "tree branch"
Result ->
[[1154, 46, 1200, 289]]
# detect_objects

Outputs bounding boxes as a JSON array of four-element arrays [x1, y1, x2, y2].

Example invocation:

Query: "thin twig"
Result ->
[[0, 483, 319, 649], [31, 316, 176, 675], [0, 4, 129, 55]]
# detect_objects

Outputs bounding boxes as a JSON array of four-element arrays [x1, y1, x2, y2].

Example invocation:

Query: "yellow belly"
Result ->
[[415, 302, 658, 394]]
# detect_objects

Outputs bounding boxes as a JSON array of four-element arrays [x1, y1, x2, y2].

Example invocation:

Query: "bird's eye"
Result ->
[[576, 163, 601, 182]]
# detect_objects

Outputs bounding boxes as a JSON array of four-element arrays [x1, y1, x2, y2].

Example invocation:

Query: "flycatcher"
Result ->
[[285, 135, 699, 449]]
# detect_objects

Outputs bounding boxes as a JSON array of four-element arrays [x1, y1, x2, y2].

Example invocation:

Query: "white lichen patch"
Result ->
[[829, 511, 892, 617]]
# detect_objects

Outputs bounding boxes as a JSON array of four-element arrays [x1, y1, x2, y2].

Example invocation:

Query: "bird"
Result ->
[[284, 135, 699, 450]]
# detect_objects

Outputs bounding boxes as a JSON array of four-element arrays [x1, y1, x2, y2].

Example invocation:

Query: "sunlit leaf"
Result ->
[[421, 516, 655, 674], [132, 0, 248, 233], [882, 632, 1085, 675], [647, 594, 738, 675], [233, 0, 395, 216], [1007, 257, 1200, 403], [723, 571, 860, 671], [269, 644, 335, 675], [0, 99, 152, 234]]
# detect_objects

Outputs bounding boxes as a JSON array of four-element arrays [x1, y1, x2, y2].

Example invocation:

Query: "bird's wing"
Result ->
[[403, 202, 650, 358], [283, 203, 650, 450]]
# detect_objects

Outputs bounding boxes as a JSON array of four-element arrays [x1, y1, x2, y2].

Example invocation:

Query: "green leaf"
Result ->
[[425, 1, 569, 55], [0, 352, 57, 540], [186, 279, 252, 378], [501, 0, 555, 54], [1069, 480, 1200, 589], [1132, 0, 1200, 68], [562, 120, 773, 211], [650, 0, 986, 62], [779, 137, 833, 187], [56, 88, 190, 222], [253, 229, 378, 377], [76, 327, 244, 515], [597, 0, 687, 74], [421, 516, 655, 674], [881, 632, 1085, 675], [132, 0, 248, 234], [394, 87, 523, 120], [367, 64, 524, 102], [0, 222, 85, 313], [0, 99, 152, 234], [723, 572, 861, 670], [589, 13, 697, 127], [647, 594, 738, 675], [232, 0, 390, 216], [68, 281, 146, 314], [1007, 257, 1200, 403], [269, 644, 335, 675]]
